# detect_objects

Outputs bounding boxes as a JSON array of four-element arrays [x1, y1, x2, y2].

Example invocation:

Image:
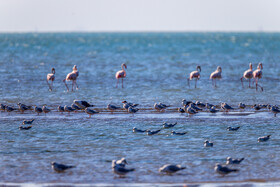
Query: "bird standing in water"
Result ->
[[253, 62, 263, 91], [63, 65, 79, 92], [188, 65, 201, 88], [115, 63, 127, 88], [241, 63, 253, 88], [210, 66, 222, 87], [47, 68, 55, 91]]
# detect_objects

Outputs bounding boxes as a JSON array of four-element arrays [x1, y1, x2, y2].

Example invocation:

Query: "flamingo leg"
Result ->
[[71, 81, 74, 91], [187, 78, 190, 88], [240, 77, 244, 88], [215, 79, 217, 87], [116, 79, 119, 88], [212, 79, 214, 87], [122, 78, 124, 88], [63, 80, 69, 92], [195, 79, 197, 88], [256, 79, 263, 91], [75, 81, 79, 90], [46, 80, 52, 91], [249, 78, 251, 88]]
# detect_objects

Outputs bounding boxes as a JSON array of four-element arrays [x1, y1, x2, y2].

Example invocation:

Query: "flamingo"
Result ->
[[210, 66, 222, 87], [115, 63, 127, 88], [241, 63, 253, 88], [47, 68, 55, 91], [253, 63, 263, 91], [187, 65, 201, 88], [63, 65, 79, 92]]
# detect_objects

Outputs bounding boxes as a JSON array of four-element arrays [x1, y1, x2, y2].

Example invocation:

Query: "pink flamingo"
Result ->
[[115, 63, 127, 88], [241, 63, 253, 88], [253, 62, 263, 91], [188, 65, 201, 88], [210, 66, 222, 87], [63, 65, 79, 92], [46, 68, 55, 91]]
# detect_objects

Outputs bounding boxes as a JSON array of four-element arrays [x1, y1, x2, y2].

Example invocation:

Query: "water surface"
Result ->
[[0, 32, 279, 185]]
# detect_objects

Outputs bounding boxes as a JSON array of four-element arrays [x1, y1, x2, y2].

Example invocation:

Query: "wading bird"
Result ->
[[253, 63, 263, 91], [47, 68, 55, 91], [241, 63, 253, 88], [188, 65, 201, 88], [63, 65, 79, 92], [115, 63, 127, 88], [210, 66, 222, 87]]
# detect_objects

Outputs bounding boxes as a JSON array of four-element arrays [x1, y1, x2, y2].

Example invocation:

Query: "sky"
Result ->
[[0, 0, 280, 32]]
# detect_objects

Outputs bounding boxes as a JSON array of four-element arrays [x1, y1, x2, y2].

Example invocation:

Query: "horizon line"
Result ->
[[1, 30, 280, 34]]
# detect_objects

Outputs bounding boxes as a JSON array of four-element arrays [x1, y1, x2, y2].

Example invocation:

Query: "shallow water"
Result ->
[[0, 32, 279, 184]]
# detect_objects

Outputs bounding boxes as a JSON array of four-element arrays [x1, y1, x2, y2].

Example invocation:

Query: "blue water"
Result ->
[[0, 32, 280, 184]]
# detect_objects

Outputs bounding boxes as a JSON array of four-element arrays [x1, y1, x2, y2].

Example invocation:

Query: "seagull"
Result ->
[[51, 162, 75, 173], [19, 126, 32, 130], [182, 99, 192, 106], [5, 106, 16, 113], [238, 103, 246, 110], [260, 104, 268, 109], [122, 101, 138, 110], [227, 126, 240, 131], [22, 119, 35, 125], [107, 104, 121, 113], [42, 105, 51, 115], [185, 105, 198, 115], [154, 103, 169, 112], [159, 103, 170, 108], [64, 105, 75, 115], [204, 140, 213, 147], [17, 103, 32, 113], [159, 164, 186, 174], [71, 103, 82, 111], [73, 100, 94, 109], [205, 103, 215, 109], [252, 104, 261, 111], [195, 101, 206, 108], [162, 122, 177, 128], [221, 103, 234, 112], [128, 106, 139, 114], [214, 164, 239, 176], [0, 104, 6, 111], [112, 160, 134, 176], [85, 107, 99, 118], [34, 106, 43, 115], [271, 106, 280, 117], [171, 131, 186, 135], [209, 106, 219, 113], [116, 158, 128, 168], [190, 103, 203, 111], [57, 105, 64, 114], [178, 107, 185, 113], [226, 157, 244, 165], [267, 105, 272, 110], [146, 129, 161, 135], [258, 135, 271, 142], [133, 127, 146, 133]]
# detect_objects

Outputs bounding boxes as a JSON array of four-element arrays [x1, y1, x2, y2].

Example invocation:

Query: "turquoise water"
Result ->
[[0, 33, 280, 184]]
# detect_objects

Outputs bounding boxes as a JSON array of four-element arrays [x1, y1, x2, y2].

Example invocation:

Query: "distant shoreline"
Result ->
[[0, 31, 280, 34]]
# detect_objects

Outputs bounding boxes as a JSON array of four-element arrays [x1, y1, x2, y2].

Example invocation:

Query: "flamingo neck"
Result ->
[[121, 65, 126, 72]]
